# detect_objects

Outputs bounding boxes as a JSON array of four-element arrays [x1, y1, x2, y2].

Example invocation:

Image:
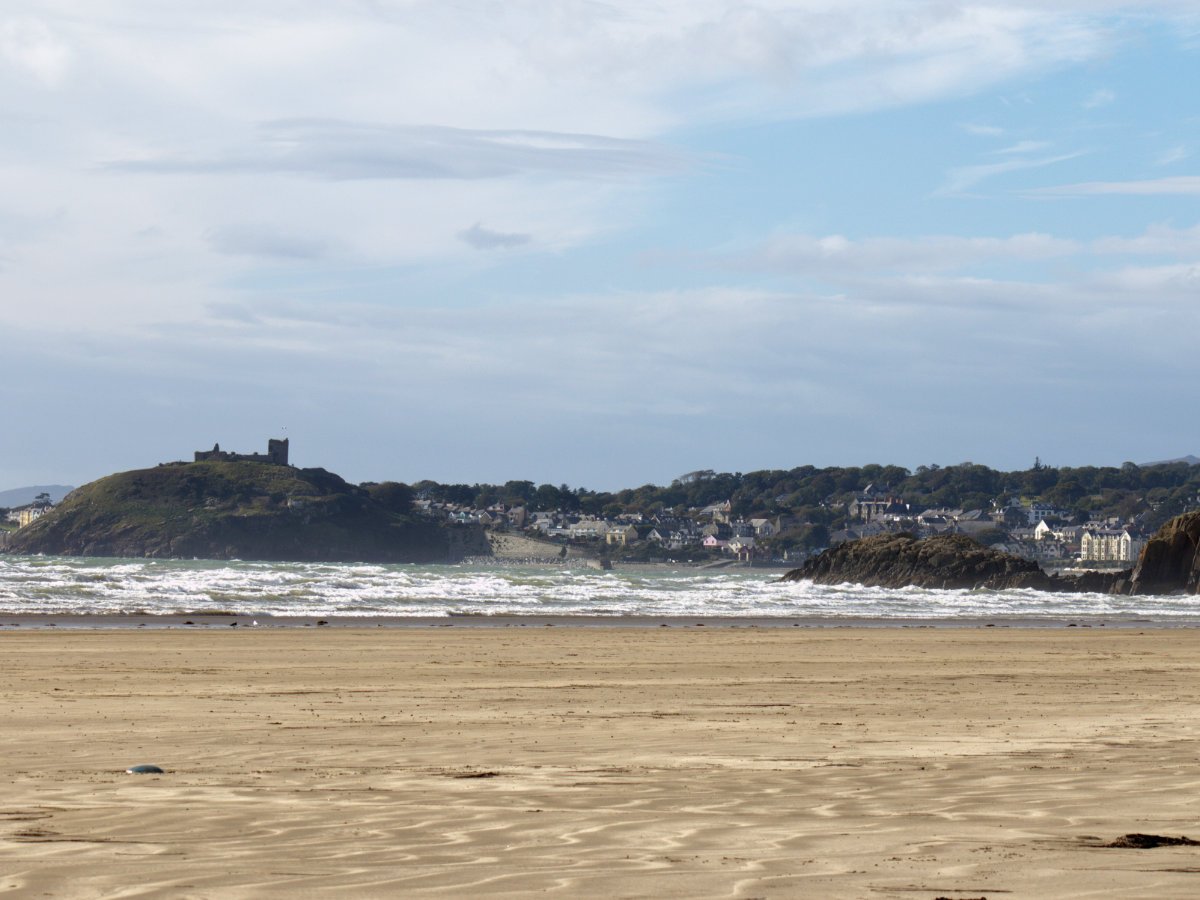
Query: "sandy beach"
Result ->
[[4, 627, 1200, 898]]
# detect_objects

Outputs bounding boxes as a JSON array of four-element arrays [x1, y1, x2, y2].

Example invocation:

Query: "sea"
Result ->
[[0, 556, 1196, 625]]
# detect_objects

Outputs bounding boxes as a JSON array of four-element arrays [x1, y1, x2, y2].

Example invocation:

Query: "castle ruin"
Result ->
[[195, 438, 289, 466]]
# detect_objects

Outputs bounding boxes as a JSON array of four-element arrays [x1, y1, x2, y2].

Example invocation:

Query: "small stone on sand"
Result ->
[[125, 764, 165, 775]]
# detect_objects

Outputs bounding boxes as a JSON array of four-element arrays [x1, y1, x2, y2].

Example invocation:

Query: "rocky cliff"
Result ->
[[1114, 510, 1200, 595], [3, 461, 486, 563]]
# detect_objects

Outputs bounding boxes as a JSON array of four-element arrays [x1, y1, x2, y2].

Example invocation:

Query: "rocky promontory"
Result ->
[[782, 533, 1077, 591], [783, 532, 1126, 593], [785, 510, 1200, 595], [1116, 510, 1200, 595], [3, 461, 486, 563]]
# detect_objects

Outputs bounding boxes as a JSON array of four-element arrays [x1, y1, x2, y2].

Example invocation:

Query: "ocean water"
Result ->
[[0, 555, 1196, 623]]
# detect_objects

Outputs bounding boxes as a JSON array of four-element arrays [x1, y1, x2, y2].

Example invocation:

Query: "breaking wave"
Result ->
[[0, 556, 1195, 622]]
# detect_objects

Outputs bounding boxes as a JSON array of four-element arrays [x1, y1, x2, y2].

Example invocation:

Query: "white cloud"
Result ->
[[3, 1, 1200, 486], [936, 151, 1086, 195], [1092, 222, 1200, 255], [38, 265, 1190, 483], [995, 140, 1051, 155], [1083, 88, 1116, 108], [738, 222, 1200, 289], [0, 0, 1166, 328], [0, 163, 638, 333], [0, 3, 1132, 135], [0, 16, 70, 86], [678, 3, 1112, 122], [1031, 176, 1200, 195], [105, 120, 690, 181], [1155, 145, 1189, 166], [755, 231, 1080, 274], [1092, 262, 1200, 293]]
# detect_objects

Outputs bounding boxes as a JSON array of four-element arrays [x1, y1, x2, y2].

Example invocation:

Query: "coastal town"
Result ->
[[409, 481, 1156, 568], [5, 445, 1196, 568]]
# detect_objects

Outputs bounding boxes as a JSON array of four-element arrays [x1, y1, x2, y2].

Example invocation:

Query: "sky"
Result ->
[[2, 1, 1198, 492]]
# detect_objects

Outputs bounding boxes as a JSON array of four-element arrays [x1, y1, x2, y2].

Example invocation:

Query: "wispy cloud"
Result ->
[[962, 123, 1006, 137], [742, 221, 1200, 283], [995, 140, 1051, 155], [1156, 145, 1189, 166], [1092, 223, 1200, 256], [106, 120, 691, 182], [937, 151, 1086, 196], [1031, 176, 1200, 196], [755, 231, 1079, 275], [1083, 88, 1116, 108], [1090, 262, 1200, 293]]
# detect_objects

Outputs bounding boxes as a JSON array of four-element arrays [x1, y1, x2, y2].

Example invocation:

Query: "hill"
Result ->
[[0, 485, 75, 508], [3, 461, 484, 563], [1141, 455, 1200, 467]]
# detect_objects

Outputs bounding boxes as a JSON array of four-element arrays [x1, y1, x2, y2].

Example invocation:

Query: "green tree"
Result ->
[[366, 482, 415, 515], [501, 480, 535, 507], [532, 483, 564, 511]]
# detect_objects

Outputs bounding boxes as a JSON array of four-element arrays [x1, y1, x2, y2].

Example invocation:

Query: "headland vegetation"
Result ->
[[2, 460, 483, 563]]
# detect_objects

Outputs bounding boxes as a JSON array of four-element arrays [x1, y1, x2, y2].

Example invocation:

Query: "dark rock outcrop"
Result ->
[[782, 533, 1063, 590], [783, 532, 1128, 593], [1103, 833, 1200, 849], [1116, 510, 1200, 595], [3, 461, 486, 563]]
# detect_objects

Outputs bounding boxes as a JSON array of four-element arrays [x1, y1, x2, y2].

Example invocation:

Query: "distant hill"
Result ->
[[0, 485, 75, 508], [3, 462, 484, 563], [1141, 455, 1200, 467]]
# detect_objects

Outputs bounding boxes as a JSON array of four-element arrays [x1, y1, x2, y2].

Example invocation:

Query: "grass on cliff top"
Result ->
[[55, 461, 364, 521], [8, 460, 448, 561]]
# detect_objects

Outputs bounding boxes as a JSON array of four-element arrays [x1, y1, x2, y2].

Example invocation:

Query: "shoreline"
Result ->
[[4, 555, 1194, 630], [0, 611, 1183, 629]]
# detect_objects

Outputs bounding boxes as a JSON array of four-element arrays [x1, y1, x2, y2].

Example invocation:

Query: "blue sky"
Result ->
[[2, 2, 1198, 491]]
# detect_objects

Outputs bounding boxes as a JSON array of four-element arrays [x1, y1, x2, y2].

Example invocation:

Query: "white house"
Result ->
[[1080, 527, 1144, 563]]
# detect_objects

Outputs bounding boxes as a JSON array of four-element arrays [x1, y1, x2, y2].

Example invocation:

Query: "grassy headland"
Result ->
[[5, 461, 482, 563]]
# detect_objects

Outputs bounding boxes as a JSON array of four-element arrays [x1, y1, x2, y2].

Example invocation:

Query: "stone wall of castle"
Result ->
[[195, 438, 289, 466]]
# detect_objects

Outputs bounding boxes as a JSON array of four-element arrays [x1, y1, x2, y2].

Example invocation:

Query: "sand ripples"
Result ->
[[5, 629, 1200, 897]]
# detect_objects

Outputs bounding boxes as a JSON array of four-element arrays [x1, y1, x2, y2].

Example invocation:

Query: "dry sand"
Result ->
[[4, 626, 1200, 898]]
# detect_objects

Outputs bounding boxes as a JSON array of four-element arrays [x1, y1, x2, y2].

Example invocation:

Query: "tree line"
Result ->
[[407, 460, 1200, 532]]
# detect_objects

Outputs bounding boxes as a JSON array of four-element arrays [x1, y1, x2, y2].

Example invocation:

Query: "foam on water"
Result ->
[[0, 556, 1196, 621]]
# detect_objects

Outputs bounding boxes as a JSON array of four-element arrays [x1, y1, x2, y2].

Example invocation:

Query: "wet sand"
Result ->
[[3, 627, 1200, 897]]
